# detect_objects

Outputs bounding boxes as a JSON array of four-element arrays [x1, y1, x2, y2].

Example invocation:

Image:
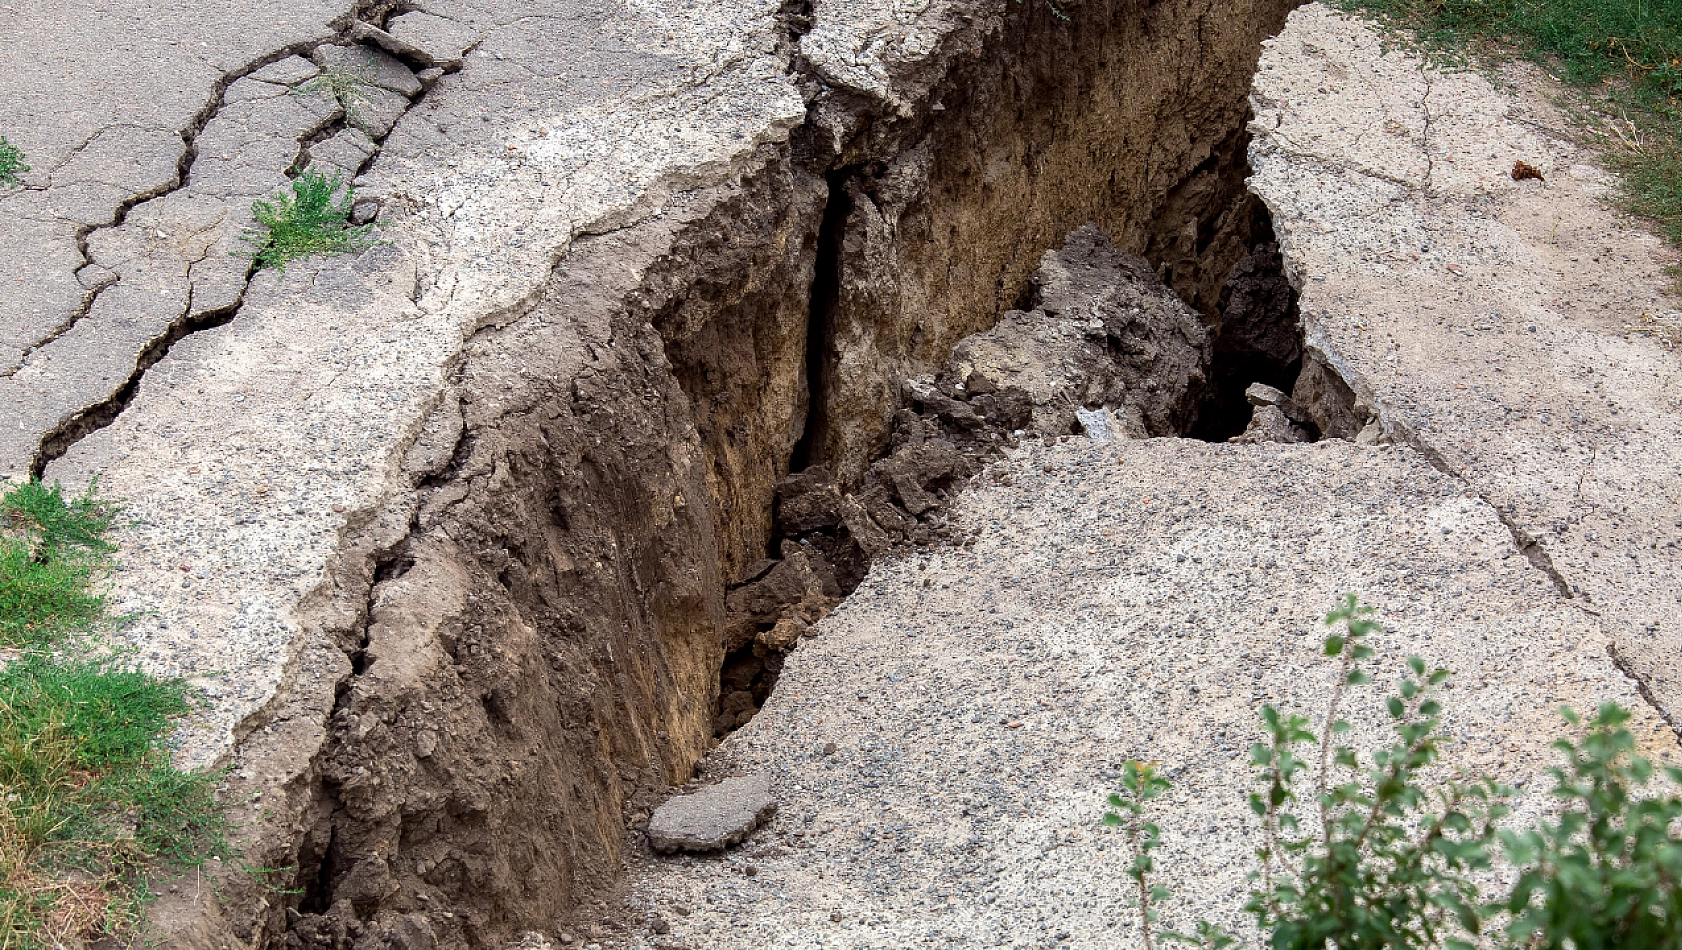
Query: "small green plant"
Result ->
[[0, 479, 227, 948], [1247, 598, 1508, 950], [238, 169, 378, 272], [1, 480, 119, 647], [1500, 703, 1682, 949], [1104, 760, 1177, 950], [294, 63, 377, 125], [1103, 597, 1682, 949], [0, 136, 27, 188]]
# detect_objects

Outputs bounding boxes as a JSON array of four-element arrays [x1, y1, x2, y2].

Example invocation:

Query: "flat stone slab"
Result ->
[[620, 436, 1674, 947], [648, 774, 777, 853], [1248, 5, 1682, 722]]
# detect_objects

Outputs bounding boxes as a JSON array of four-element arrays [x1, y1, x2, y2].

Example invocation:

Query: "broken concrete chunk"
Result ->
[[648, 774, 776, 853], [224, 76, 288, 103], [313, 44, 423, 97], [346, 85, 411, 138], [1245, 382, 1287, 407], [1231, 404, 1310, 444], [248, 55, 320, 87], [308, 128, 377, 180], [387, 12, 481, 69], [1291, 353, 1365, 440], [1074, 407, 1115, 441]]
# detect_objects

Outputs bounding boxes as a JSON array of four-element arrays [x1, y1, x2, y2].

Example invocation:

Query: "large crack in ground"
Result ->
[[127, 1, 1318, 946], [61, 3, 1671, 946], [712, 202, 1313, 737]]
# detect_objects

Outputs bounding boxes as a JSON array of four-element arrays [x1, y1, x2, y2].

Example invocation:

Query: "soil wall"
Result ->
[[212, 2, 1304, 947]]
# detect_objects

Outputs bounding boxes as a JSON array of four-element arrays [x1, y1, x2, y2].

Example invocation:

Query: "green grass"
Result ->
[[1334, 0, 1682, 266], [238, 169, 379, 272], [0, 136, 28, 188], [0, 480, 225, 948], [1, 481, 118, 648]]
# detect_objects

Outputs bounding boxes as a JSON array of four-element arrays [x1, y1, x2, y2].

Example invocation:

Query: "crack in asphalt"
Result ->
[[30, 10, 461, 477], [1419, 63, 1436, 195]]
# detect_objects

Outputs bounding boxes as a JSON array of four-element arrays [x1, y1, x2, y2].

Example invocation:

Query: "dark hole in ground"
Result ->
[[1190, 230, 1309, 442], [787, 166, 855, 475], [711, 204, 1314, 736]]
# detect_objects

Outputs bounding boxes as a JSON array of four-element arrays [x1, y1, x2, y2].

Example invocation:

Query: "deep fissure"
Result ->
[[711, 172, 1318, 737], [787, 167, 855, 475], [262, 1, 1319, 946]]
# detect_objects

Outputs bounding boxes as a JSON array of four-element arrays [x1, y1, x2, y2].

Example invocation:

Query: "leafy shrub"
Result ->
[[1501, 703, 1682, 949], [1247, 597, 1508, 950], [1104, 597, 1682, 949]]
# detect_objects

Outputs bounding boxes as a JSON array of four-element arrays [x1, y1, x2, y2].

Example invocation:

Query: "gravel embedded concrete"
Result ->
[[1249, 4, 1682, 729], [617, 436, 1673, 949]]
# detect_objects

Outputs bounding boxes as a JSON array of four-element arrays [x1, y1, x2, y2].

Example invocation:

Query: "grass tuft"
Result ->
[[239, 169, 379, 272], [0, 137, 27, 188], [0, 480, 226, 948], [1334, 0, 1682, 274], [0, 481, 119, 648]]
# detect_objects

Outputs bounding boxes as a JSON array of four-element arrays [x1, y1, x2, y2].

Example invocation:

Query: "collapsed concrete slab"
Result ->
[[615, 6, 1682, 946], [620, 436, 1674, 947]]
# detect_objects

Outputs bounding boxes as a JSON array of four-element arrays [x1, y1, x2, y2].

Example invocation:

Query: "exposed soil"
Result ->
[[233, 2, 1315, 948], [712, 221, 1312, 736]]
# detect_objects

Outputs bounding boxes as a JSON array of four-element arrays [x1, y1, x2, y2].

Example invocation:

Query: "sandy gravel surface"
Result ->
[[1249, 5, 1682, 725], [615, 436, 1672, 949]]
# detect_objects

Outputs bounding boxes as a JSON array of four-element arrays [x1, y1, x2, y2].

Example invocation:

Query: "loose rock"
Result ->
[[647, 774, 777, 854]]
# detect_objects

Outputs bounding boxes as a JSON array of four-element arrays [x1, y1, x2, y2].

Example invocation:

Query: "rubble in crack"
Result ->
[[1231, 382, 1312, 444], [711, 225, 1214, 734]]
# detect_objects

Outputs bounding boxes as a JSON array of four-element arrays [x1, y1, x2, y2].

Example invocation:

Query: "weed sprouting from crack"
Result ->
[[238, 169, 380, 272], [293, 63, 377, 126], [0, 136, 29, 188]]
